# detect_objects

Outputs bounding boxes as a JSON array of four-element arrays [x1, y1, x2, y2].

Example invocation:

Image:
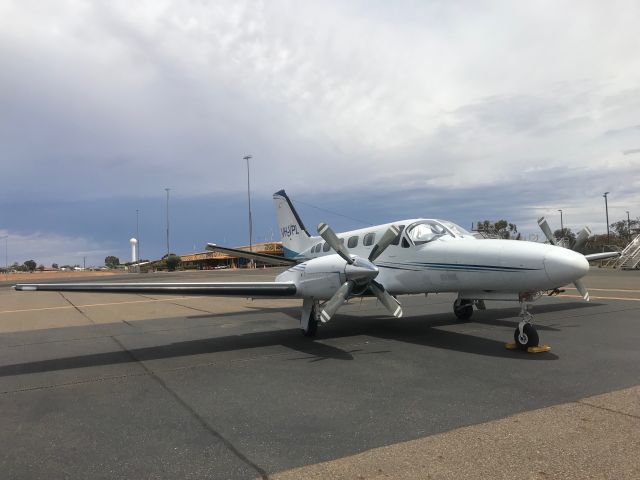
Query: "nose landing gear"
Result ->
[[509, 299, 551, 352], [513, 301, 538, 349]]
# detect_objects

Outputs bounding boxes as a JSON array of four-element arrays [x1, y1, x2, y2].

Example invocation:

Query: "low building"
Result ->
[[180, 241, 284, 269]]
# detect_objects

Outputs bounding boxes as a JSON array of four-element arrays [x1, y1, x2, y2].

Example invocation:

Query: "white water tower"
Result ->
[[130, 238, 138, 263]]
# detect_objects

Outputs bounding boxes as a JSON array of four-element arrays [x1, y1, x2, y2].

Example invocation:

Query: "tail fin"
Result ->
[[273, 190, 315, 258]]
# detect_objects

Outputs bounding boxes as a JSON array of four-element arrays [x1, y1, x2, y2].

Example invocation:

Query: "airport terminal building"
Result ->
[[180, 241, 285, 269]]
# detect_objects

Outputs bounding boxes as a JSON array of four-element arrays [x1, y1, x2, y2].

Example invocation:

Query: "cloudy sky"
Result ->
[[1, 0, 639, 266]]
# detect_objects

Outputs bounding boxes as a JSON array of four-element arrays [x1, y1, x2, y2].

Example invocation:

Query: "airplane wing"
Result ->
[[14, 282, 297, 297], [205, 243, 298, 266], [584, 251, 620, 261]]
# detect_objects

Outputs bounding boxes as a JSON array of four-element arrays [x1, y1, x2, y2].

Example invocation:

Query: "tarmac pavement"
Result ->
[[0, 268, 638, 479]]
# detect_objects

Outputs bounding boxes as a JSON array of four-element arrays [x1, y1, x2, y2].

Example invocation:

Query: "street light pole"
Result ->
[[557, 209, 563, 242], [165, 188, 171, 257], [136, 209, 140, 261], [603, 192, 610, 244], [243, 155, 253, 267], [627, 210, 631, 240], [1, 235, 7, 279]]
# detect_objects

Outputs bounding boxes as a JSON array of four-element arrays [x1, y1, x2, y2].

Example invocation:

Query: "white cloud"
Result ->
[[0, 229, 115, 267], [1, 0, 639, 240]]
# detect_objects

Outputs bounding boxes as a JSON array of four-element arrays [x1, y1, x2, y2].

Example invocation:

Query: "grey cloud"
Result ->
[[2, 0, 640, 263]]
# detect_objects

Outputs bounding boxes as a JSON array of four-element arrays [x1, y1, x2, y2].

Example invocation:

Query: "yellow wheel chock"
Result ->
[[505, 343, 551, 353]]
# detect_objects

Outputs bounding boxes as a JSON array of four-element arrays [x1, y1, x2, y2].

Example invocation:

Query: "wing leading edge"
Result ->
[[205, 244, 298, 266], [14, 282, 297, 297]]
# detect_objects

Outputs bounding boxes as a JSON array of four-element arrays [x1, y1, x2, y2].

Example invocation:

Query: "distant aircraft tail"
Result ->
[[273, 190, 315, 258]]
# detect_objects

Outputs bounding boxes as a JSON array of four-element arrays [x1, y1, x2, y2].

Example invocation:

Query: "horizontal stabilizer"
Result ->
[[14, 282, 297, 297], [206, 244, 297, 266]]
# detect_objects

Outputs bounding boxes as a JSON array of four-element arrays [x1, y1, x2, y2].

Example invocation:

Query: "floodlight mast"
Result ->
[[165, 188, 170, 257], [558, 209, 563, 243], [1, 235, 7, 280], [603, 192, 610, 244], [136, 209, 140, 261], [243, 155, 253, 267]]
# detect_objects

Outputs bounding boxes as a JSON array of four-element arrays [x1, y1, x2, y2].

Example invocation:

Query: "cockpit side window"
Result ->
[[390, 225, 405, 246]]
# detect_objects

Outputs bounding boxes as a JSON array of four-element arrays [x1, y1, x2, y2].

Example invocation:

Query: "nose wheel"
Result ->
[[513, 301, 539, 350]]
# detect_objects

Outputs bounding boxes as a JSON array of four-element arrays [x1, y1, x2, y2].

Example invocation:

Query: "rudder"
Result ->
[[273, 190, 315, 258]]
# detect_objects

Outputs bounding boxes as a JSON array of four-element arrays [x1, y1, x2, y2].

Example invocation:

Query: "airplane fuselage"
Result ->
[[276, 219, 589, 300]]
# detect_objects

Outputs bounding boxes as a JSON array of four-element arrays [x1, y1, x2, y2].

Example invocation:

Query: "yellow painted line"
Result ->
[[558, 294, 640, 302], [0, 296, 207, 315]]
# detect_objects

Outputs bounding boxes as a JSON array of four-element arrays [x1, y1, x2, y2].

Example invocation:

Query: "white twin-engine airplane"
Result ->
[[15, 190, 619, 350]]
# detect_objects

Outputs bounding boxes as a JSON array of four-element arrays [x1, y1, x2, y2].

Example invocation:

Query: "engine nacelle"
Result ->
[[276, 255, 347, 300]]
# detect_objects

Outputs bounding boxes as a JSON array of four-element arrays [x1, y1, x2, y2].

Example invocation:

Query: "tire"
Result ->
[[513, 324, 539, 350], [453, 300, 473, 321], [303, 307, 318, 337]]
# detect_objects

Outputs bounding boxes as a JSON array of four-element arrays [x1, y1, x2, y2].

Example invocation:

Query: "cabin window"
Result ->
[[322, 242, 330, 252], [314, 244, 322, 253], [347, 236, 358, 248], [390, 225, 405, 245], [363, 232, 375, 246]]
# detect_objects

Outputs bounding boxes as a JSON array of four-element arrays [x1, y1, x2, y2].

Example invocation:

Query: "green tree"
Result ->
[[165, 254, 182, 272], [52, 263, 59, 269], [23, 260, 37, 272], [37, 264, 45, 272], [477, 220, 519, 239], [610, 218, 639, 238], [104, 256, 120, 268], [553, 228, 576, 246]]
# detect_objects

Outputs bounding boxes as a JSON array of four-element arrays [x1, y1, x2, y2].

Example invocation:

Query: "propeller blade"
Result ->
[[537, 217, 556, 246], [574, 279, 590, 301], [319, 281, 354, 322], [572, 226, 591, 251], [368, 224, 401, 262], [369, 280, 403, 318], [317, 223, 353, 264]]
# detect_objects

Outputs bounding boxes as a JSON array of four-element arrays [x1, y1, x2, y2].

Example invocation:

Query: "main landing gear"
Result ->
[[453, 298, 485, 320], [513, 301, 539, 350], [301, 299, 319, 337], [304, 306, 319, 337], [453, 299, 474, 320]]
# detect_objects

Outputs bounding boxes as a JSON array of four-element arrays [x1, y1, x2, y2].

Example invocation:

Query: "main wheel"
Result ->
[[453, 299, 473, 321], [513, 324, 539, 350], [303, 307, 318, 337]]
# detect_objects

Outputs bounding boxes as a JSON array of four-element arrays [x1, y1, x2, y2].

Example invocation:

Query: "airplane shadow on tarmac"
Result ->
[[0, 302, 602, 377]]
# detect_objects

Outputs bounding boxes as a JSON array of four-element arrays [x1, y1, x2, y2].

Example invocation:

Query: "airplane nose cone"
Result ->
[[544, 247, 589, 286], [345, 257, 379, 283]]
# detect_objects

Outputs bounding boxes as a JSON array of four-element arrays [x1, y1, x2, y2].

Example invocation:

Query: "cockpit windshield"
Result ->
[[437, 220, 471, 237], [406, 220, 451, 244], [405, 220, 471, 245]]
